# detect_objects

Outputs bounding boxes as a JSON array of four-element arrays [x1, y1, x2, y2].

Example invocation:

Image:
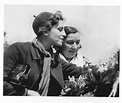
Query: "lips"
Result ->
[[60, 36, 64, 40], [69, 50, 76, 54], [59, 36, 64, 42], [60, 38, 63, 40], [59, 38, 63, 42]]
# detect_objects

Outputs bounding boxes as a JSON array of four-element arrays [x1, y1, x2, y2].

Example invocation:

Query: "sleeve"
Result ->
[[3, 43, 27, 96], [59, 57, 85, 80]]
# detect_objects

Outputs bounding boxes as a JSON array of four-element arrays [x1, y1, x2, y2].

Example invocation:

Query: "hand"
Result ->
[[62, 85, 81, 96], [27, 90, 40, 96]]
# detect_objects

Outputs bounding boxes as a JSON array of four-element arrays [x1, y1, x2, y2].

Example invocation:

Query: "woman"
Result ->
[[58, 26, 84, 67], [54, 26, 85, 96], [4, 11, 83, 96]]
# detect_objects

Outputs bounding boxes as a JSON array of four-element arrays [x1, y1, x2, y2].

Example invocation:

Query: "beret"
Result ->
[[32, 12, 53, 34]]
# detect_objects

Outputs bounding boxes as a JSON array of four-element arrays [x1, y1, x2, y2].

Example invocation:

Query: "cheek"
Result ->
[[63, 44, 71, 52], [50, 29, 60, 37]]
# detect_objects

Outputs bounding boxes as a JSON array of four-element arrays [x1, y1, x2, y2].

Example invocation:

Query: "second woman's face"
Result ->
[[62, 32, 81, 59], [47, 20, 66, 46]]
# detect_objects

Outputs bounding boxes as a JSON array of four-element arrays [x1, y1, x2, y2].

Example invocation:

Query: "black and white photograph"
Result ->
[[1, 0, 121, 103]]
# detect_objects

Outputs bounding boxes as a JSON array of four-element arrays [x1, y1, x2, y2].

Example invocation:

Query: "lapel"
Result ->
[[27, 45, 43, 89], [51, 63, 64, 87], [30, 43, 64, 88]]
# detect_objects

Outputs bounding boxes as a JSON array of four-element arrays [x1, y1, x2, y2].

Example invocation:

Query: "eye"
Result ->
[[66, 41, 74, 45], [76, 41, 80, 45], [57, 27, 63, 32]]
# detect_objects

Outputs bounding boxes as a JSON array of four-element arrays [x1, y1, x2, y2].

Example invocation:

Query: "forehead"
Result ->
[[65, 32, 81, 40], [53, 20, 65, 28]]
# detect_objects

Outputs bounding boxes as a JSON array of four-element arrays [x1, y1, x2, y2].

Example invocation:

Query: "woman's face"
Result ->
[[62, 32, 81, 59], [47, 20, 66, 46]]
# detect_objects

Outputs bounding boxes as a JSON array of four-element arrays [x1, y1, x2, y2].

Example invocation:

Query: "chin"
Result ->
[[70, 55, 75, 58], [69, 53, 76, 58], [67, 54, 74, 59], [55, 43, 62, 46]]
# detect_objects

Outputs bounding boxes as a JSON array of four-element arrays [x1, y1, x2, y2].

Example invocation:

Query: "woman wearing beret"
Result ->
[[4, 11, 84, 96]]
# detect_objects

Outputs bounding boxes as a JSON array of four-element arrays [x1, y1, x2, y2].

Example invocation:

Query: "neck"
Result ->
[[66, 57, 73, 62], [38, 36, 52, 51], [62, 53, 73, 62]]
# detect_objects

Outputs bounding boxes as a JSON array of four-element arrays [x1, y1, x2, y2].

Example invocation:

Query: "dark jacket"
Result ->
[[3, 42, 83, 96]]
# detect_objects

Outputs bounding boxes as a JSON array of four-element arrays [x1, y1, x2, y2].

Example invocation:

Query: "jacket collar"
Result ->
[[30, 42, 64, 87], [31, 43, 52, 60], [31, 44, 42, 60], [51, 63, 64, 88]]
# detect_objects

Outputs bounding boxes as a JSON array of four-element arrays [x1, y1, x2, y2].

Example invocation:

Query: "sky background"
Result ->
[[4, 5, 120, 64]]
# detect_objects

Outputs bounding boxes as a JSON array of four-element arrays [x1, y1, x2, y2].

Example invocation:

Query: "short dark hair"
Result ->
[[64, 26, 79, 39], [32, 11, 64, 37]]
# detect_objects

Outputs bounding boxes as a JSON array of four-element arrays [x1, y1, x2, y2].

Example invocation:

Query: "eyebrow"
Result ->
[[66, 39, 80, 41]]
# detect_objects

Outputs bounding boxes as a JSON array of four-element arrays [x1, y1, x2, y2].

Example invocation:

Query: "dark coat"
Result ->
[[4, 42, 83, 96]]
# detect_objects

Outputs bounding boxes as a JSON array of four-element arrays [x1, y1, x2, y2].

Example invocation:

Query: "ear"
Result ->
[[44, 33, 48, 36], [78, 44, 82, 49], [43, 31, 49, 36]]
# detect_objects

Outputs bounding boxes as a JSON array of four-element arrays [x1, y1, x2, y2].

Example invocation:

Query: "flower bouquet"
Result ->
[[61, 50, 119, 97]]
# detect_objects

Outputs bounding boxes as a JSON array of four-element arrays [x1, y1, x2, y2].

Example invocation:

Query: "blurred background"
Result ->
[[4, 5, 120, 64]]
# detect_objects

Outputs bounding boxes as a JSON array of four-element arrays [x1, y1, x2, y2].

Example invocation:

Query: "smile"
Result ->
[[59, 37, 64, 41], [60, 36, 64, 40], [69, 51, 76, 54]]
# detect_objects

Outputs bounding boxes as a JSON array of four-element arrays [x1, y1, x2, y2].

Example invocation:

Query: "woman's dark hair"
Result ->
[[64, 26, 79, 37], [32, 11, 64, 37], [43, 11, 64, 31]]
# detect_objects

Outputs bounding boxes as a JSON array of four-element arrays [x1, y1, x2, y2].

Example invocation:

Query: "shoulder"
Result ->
[[70, 51, 84, 67], [5, 42, 32, 55], [77, 51, 83, 57], [11, 42, 31, 50], [12, 42, 31, 48]]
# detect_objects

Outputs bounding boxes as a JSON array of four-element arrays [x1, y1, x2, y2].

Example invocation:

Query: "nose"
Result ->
[[71, 43, 78, 50], [61, 29, 66, 37], [62, 33, 66, 37]]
